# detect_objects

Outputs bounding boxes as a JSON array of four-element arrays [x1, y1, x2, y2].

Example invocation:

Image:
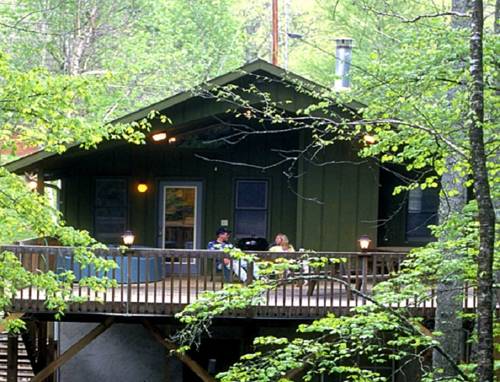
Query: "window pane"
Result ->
[[95, 179, 127, 207], [421, 189, 439, 212], [406, 213, 437, 242], [234, 210, 267, 238], [236, 181, 267, 209], [94, 179, 127, 244], [407, 188, 439, 242], [408, 189, 423, 212]]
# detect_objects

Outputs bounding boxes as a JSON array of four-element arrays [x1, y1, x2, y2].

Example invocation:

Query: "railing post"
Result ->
[[246, 261, 254, 286], [126, 250, 132, 315], [362, 254, 369, 295]]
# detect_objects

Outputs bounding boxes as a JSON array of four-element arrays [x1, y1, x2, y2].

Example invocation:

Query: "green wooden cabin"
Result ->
[[7, 60, 436, 254], [3, 60, 442, 382]]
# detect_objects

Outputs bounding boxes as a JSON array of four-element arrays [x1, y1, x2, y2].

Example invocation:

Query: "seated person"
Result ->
[[207, 227, 257, 283], [207, 227, 233, 251], [269, 233, 295, 252], [269, 233, 306, 282], [208, 227, 233, 281]]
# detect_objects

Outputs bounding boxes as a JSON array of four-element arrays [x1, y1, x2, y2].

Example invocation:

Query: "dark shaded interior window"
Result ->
[[234, 180, 268, 238], [406, 188, 439, 243], [378, 167, 440, 247], [94, 178, 127, 244]]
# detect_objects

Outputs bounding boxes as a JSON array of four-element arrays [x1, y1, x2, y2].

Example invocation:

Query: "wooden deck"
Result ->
[[2, 245, 478, 319]]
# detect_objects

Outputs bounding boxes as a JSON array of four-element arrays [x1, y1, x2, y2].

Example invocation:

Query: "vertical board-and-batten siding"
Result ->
[[296, 142, 379, 251], [61, 135, 299, 249], [62, 176, 92, 233], [61, 140, 378, 252]]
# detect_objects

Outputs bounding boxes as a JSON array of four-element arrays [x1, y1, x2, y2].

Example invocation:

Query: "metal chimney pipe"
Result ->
[[334, 38, 353, 90]]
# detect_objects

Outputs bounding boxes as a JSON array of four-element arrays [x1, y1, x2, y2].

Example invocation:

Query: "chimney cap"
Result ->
[[335, 38, 353, 47]]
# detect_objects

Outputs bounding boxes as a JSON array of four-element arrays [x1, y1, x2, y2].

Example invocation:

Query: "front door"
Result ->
[[159, 181, 203, 250]]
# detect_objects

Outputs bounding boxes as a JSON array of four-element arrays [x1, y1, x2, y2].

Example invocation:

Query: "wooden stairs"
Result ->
[[0, 332, 34, 382]]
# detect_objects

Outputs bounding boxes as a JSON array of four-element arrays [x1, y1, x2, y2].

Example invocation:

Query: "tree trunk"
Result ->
[[62, 0, 99, 76], [495, 0, 499, 35], [432, 0, 471, 375], [493, 0, 500, 322], [469, 1, 495, 380], [433, 156, 467, 375]]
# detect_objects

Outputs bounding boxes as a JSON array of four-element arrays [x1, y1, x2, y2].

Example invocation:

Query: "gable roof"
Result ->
[[5, 59, 362, 173]]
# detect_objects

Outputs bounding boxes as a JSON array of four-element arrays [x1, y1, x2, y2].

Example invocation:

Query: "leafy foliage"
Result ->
[[0, 49, 152, 328], [171, 2, 498, 381]]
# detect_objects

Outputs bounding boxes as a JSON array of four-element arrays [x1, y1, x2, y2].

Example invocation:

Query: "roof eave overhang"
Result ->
[[4, 59, 364, 173]]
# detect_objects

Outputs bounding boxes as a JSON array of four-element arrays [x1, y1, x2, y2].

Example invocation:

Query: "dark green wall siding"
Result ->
[[61, 137, 379, 251], [295, 142, 379, 251], [61, 135, 300, 249], [62, 176, 93, 232]]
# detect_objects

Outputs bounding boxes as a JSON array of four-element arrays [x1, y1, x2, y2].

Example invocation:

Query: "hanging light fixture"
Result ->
[[151, 132, 167, 142], [363, 134, 376, 145]]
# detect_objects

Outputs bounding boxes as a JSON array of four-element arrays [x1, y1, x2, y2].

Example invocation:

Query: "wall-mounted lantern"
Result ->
[[122, 230, 135, 247], [168, 136, 177, 144], [25, 173, 38, 191], [27, 179, 38, 191], [358, 234, 372, 251], [151, 132, 167, 142], [137, 183, 148, 193]]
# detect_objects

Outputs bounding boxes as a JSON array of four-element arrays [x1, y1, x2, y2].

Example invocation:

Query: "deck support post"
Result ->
[[45, 322, 57, 382], [36, 168, 44, 195], [142, 319, 216, 382], [31, 317, 114, 382], [7, 334, 18, 382]]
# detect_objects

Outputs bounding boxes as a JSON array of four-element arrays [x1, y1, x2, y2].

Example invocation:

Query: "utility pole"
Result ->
[[284, 0, 290, 69], [272, 0, 279, 65]]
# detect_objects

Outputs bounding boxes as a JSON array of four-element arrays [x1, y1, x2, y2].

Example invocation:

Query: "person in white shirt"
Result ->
[[269, 233, 295, 252]]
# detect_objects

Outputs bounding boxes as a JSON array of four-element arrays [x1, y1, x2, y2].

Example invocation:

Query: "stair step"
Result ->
[[0, 333, 34, 381]]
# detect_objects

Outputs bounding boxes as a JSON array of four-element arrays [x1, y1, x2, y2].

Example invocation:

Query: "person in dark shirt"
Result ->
[[207, 227, 233, 250], [207, 227, 233, 281]]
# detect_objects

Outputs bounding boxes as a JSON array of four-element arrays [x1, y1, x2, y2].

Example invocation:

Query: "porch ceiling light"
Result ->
[[137, 183, 148, 193], [122, 230, 135, 247], [358, 234, 372, 251], [168, 136, 177, 144], [243, 109, 253, 119], [363, 134, 376, 145], [152, 131, 167, 142]]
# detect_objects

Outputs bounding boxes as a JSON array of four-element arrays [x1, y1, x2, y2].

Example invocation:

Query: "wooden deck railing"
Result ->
[[1, 245, 477, 318]]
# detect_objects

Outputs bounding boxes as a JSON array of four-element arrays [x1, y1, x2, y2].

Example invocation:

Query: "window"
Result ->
[[94, 178, 128, 244], [234, 180, 268, 238], [406, 188, 439, 243]]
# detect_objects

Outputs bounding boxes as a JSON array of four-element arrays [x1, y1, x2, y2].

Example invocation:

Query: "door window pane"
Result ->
[[164, 187, 196, 249]]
